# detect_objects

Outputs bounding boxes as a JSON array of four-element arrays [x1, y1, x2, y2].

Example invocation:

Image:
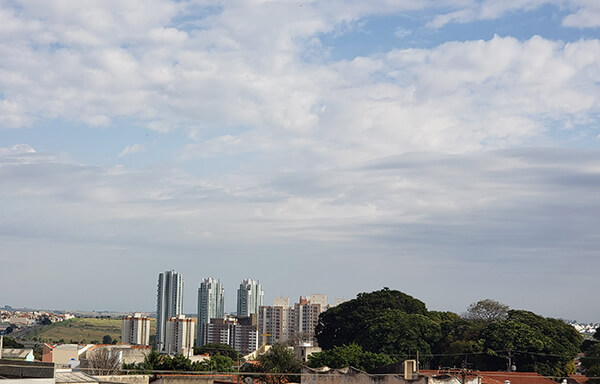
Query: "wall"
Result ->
[[92, 374, 149, 384]]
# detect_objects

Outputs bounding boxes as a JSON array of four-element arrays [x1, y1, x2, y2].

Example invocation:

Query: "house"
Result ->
[[474, 371, 557, 384], [0, 348, 35, 361], [42, 344, 93, 366], [302, 364, 481, 384]]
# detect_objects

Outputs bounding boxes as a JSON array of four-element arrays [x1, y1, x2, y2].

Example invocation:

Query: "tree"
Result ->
[[307, 343, 394, 371], [359, 310, 441, 358], [2, 337, 24, 348], [581, 342, 600, 384], [243, 344, 302, 384], [102, 335, 113, 344], [315, 288, 428, 350], [479, 310, 582, 377], [198, 354, 235, 372], [87, 348, 121, 375], [463, 299, 509, 322], [194, 343, 240, 360]]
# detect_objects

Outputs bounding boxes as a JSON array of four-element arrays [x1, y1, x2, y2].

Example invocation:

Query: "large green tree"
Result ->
[[478, 310, 581, 377], [307, 343, 394, 371], [359, 310, 441, 358], [315, 288, 428, 350]]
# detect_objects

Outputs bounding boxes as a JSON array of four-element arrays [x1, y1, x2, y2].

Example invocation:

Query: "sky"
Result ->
[[1, 0, 600, 322]]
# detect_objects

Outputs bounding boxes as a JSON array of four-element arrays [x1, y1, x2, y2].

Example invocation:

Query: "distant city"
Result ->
[[2, 268, 598, 361]]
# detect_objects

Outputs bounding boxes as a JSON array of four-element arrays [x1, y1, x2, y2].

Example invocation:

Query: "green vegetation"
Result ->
[[307, 343, 394, 371], [194, 343, 241, 360], [124, 350, 234, 372], [242, 343, 302, 384], [315, 288, 582, 377], [23, 317, 156, 344], [2, 337, 24, 348], [582, 330, 600, 384]]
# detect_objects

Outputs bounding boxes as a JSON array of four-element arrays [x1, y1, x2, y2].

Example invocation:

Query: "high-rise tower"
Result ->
[[196, 277, 225, 346], [156, 270, 184, 352], [237, 278, 264, 317]]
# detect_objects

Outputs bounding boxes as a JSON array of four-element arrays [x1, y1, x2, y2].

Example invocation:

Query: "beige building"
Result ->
[[258, 295, 326, 346], [165, 315, 195, 358], [122, 313, 151, 346], [42, 344, 93, 365]]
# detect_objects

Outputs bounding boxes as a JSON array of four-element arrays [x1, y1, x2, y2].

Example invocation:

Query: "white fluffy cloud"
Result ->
[[1, 1, 600, 318]]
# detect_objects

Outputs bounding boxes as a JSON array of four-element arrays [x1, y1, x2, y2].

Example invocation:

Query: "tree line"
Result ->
[[311, 288, 585, 378]]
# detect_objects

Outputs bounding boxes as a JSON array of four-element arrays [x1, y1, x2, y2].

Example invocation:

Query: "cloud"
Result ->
[[1, 146, 600, 318], [562, 0, 600, 28], [118, 143, 145, 157], [0, 144, 36, 156]]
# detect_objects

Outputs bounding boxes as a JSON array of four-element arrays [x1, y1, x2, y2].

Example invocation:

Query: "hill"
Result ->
[[23, 317, 156, 344]]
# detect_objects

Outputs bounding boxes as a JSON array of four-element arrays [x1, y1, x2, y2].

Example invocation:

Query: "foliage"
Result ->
[[124, 350, 233, 373], [477, 310, 582, 377], [2, 337, 24, 348], [315, 288, 427, 350], [102, 335, 113, 344], [39, 316, 52, 325], [582, 343, 600, 384], [199, 354, 235, 372], [463, 299, 509, 322], [194, 343, 240, 360], [315, 289, 582, 378], [359, 310, 441, 358], [243, 344, 302, 384], [307, 343, 394, 371]]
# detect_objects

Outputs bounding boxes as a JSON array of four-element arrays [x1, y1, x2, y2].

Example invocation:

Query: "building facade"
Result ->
[[202, 315, 258, 355], [236, 279, 264, 317], [156, 270, 184, 352], [258, 295, 327, 346], [165, 314, 195, 358], [121, 313, 151, 345], [196, 277, 225, 346]]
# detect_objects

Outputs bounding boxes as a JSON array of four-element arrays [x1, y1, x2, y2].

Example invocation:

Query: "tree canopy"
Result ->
[[315, 288, 427, 350], [463, 299, 509, 322], [315, 289, 582, 377], [307, 343, 394, 371]]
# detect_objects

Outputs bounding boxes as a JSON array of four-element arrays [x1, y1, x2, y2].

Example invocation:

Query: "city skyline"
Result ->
[[1, 1, 600, 323]]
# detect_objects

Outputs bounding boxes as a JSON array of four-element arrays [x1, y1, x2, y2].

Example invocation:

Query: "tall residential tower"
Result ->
[[196, 277, 225, 346], [156, 270, 184, 352], [237, 279, 264, 317]]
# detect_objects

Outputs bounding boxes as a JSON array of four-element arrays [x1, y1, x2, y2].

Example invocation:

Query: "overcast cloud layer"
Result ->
[[1, 0, 599, 321]]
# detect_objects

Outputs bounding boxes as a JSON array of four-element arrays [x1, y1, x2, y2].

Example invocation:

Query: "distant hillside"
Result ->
[[23, 317, 156, 344]]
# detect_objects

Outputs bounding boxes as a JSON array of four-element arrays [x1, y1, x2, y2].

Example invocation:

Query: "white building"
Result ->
[[237, 279, 264, 317], [197, 277, 225, 346], [156, 270, 184, 352], [121, 313, 151, 345], [165, 314, 195, 358]]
